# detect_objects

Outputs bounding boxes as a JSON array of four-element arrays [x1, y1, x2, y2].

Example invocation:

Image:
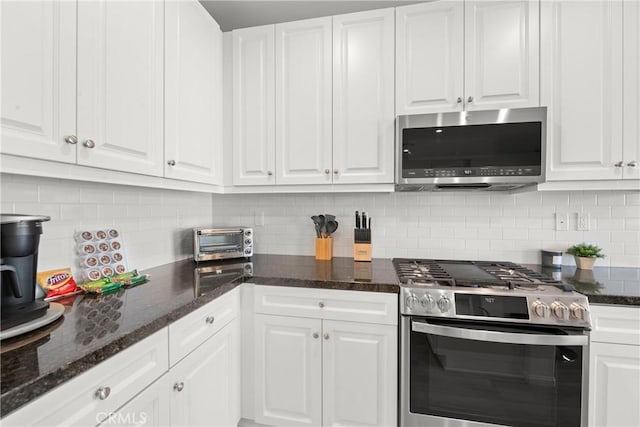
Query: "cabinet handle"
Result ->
[[95, 386, 111, 400], [267, 171, 273, 176], [167, 160, 176, 166], [333, 169, 338, 175], [205, 316, 215, 324], [456, 97, 462, 104], [467, 96, 474, 103], [313, 332, 319, 339], [65, 135, 78, 145], [173, 382, 184, 392], [324, 333, 330, 340], [628, 161, 638, 168], [83, 139, 96, 149], [318, 302, 325, 308], [614, 161, 624, 168], [325, 169, 330, 174]]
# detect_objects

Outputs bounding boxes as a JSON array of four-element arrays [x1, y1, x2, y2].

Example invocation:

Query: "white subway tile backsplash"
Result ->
[[212, 190, 640, 267]]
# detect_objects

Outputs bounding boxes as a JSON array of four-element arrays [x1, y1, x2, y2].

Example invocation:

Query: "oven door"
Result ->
[[401, 316, 588, 427], [196, 230, 244, 260]]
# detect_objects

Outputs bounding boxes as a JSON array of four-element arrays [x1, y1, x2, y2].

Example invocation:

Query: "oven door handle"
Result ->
[[411, 321, 588, 346]]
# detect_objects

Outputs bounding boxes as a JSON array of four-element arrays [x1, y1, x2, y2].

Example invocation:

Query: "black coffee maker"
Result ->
[[1, 214, 51, 330]]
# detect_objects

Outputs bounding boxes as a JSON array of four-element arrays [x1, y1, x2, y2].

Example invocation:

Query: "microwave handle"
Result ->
[[411, 320, 588, 347]]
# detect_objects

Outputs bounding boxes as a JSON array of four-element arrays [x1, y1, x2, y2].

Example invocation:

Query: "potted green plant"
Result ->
[[567, 242, 605, 270]]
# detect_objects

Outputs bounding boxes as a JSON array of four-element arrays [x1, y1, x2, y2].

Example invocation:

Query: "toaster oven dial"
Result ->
[[244, 248, 252, 255], [245, 239, 252, 244], [532, 300, 550, 318]]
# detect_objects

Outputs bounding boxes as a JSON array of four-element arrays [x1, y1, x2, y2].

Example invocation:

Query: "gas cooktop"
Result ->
[[393, 258, 591, 328]]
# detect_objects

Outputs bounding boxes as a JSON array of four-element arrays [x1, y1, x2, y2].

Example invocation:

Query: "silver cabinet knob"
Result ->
[[65, 135, 78, 145], [173, 382, 184, 392], [628, 161, 638, 168], [267, 171, 273, 176], [318, 302, 325, 308], [325, 169, 330, 174], [205, 316, 215, 324], [324, 333, 329, 340], [614, 161, 624, 167], [95, 386, 111, 400], [313, 332, 319, 339], [167, 160, 176, 166], [83, 139, 96, 149], [467, 96, 474, 103], [456, 97, 462, 104], [333, 169, 338, 175]]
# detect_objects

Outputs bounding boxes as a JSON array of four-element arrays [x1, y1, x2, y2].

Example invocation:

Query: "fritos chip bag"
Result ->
[[37, 268, 78, 299]]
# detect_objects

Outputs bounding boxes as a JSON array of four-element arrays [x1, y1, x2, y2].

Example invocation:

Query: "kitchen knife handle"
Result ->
[[355, 211, 360, 229]]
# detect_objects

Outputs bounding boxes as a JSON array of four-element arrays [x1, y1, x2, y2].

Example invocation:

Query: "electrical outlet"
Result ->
[[254, 211, 265, 226], [555, 212, 568, 231], [577, 212, 591, 231]]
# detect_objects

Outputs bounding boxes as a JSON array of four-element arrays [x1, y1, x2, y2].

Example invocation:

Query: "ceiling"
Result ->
[[199, 1, 426, 31]]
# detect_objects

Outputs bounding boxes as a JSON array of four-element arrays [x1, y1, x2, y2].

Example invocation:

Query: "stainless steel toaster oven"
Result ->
[[193, 227, 253, 262]]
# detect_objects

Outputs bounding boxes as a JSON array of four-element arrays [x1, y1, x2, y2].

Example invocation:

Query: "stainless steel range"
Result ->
[[394, 258, 591, 427]]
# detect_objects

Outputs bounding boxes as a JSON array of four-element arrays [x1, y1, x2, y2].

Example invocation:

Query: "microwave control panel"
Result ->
[[403, 166, 541, 178]]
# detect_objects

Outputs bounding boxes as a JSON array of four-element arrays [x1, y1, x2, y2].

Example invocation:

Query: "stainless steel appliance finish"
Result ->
[[395, 258, 590, 427], [194, 260, 252, 296], [396, 107, 546, 191], [193, 227, 253, 262]]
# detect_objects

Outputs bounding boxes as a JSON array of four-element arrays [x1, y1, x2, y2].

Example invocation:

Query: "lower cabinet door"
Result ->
[[322, 320, 397, 427], [589, 341, 640, 427], [170, 318, 240, 427], [97, 374, 172, 427], [254, 314, 322, 426]]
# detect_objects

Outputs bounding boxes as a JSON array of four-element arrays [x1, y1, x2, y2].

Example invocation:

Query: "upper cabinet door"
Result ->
[[332, 8, 395, 184], [541, 0, 623, 181], [0, 0, 76, 163], [623, 0, 640, 180], [275, 17, 333, 185], [396, 1, 464, 115], [233, 25, 276, 186], [165, 0, 222, 184], [77, 0, 164, 176], [465, 0, 540, 111]]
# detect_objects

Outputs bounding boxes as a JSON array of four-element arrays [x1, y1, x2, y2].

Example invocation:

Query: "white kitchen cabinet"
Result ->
[[623, 0, 640, 180], [0, 0, 77, 163], [332, 8, 395, 184], [170, 317, 241, 427], [97, 374, 172, 427], [253, 286, 398, 427], [1, 329, 169, 427], [164, 0, 223, 184], [541, 0, 626, 182], [322, 320, 397, 427], [588, 304, 640, 427], [275, 17, 333, 185], [254, 314, 323, 426], [232, 25, 276, 186], [396, 0, 539, 115]]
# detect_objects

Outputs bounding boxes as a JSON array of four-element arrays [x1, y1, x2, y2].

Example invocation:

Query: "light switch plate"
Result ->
[[555, 212, 568, 231], [577, 212, 590, 231]]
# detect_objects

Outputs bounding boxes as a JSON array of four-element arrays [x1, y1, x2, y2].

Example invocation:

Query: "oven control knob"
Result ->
[[420, 294, 435, 311], [437, 296, 450, 313], [405, 293, 418, 310], [551, 301, 569, 320], [532, 300, 550, 318], [569, 303, 589, 321]]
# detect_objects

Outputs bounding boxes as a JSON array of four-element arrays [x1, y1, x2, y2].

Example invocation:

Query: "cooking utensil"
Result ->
[[326, 220, 338, 235], [318, 215, 326, 237], [311, 216, 322, 238]]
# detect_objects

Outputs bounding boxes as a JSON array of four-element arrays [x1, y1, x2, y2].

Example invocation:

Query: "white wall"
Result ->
[[212, 190, 640, 267], [1, 173, 212, 274]]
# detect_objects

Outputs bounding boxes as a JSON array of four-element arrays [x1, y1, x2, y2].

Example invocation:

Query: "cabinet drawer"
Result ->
[[253, 285, 397, 325], [169, 287, 240, 366], [2, 328, 169, 427], [590, 304, 640, 345]]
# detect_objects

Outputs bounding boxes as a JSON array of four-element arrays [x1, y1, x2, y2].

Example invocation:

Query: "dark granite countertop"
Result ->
[[0, 255, 398, 418]]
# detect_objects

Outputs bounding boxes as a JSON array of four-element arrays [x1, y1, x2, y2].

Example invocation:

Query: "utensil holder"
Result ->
[[315, 237, 333, 260], [353, 243, 371, 262]]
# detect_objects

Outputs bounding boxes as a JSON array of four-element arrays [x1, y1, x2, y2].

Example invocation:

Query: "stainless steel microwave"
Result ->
[[396, 107, 547, 191], [193, 227, 253, 262]]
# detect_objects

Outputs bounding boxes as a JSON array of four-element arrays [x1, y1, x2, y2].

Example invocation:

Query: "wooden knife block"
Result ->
[[315, 237, 333, 260], [353, 243, 372, 262]]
